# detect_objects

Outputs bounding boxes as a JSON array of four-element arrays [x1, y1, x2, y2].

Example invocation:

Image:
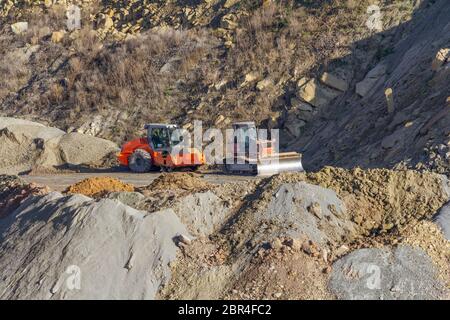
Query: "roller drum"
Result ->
[[257, 155, 304, 176]]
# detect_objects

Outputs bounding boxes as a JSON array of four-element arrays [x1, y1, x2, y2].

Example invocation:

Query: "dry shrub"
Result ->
[[48, 82, 65, 104], [73, 26, 102, 55]]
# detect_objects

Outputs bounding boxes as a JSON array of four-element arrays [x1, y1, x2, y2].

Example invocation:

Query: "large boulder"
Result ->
[[1, 123, 65, 141], [355, 63, 387, 97], [0, 117, 119, 174], [431, 48, 450, 71], [329, 246, 448, 300], [0, 192, 189, 299], [11, 22, 28, 34], [320, 72, 349, 92], [51, 30, 65, 43], [0, 118, 65, 174], [0, 117, 45, 130], [297, 79, 341, 108], [58, 132, 118, 165]]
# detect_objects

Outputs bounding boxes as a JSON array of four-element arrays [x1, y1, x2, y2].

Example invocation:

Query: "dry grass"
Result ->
[[200, 0, 372, 124], [0, 53, 30, 101], [28, 26, 214, 139], [0, 0, 395, 142]]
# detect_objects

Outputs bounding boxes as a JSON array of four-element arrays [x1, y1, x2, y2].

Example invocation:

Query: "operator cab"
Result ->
[[144, 124, 183, 151], [232, 122, 257, 148]]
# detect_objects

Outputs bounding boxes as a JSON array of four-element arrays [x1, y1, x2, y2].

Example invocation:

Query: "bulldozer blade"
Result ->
[[257, 154, 304, 176]]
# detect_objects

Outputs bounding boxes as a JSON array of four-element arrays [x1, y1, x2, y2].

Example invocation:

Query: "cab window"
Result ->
[[150, 128, 171, 149]]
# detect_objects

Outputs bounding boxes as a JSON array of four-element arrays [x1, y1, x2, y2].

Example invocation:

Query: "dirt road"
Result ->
[[22, 172, 260, 191]]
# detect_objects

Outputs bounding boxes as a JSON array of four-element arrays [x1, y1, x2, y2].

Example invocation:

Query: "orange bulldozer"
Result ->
[[118, 123, 205, 172]]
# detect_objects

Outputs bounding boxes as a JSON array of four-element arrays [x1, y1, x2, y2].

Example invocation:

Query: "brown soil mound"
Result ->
[[307, 167, 448, 233], [259, 167, 448, 235], [142, 173, 213, 193], [66, 177, 134, 197], [0, 175, 50, 218]]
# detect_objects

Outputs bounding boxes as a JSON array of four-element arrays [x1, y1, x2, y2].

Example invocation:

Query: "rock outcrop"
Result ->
[[0, 117, 119, 174]]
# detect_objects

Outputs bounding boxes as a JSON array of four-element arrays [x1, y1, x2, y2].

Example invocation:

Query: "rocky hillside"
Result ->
[[0, 0, 448, 174]]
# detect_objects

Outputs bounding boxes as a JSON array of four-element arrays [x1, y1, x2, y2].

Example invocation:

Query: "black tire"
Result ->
[[129, 149, 152, 173]]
